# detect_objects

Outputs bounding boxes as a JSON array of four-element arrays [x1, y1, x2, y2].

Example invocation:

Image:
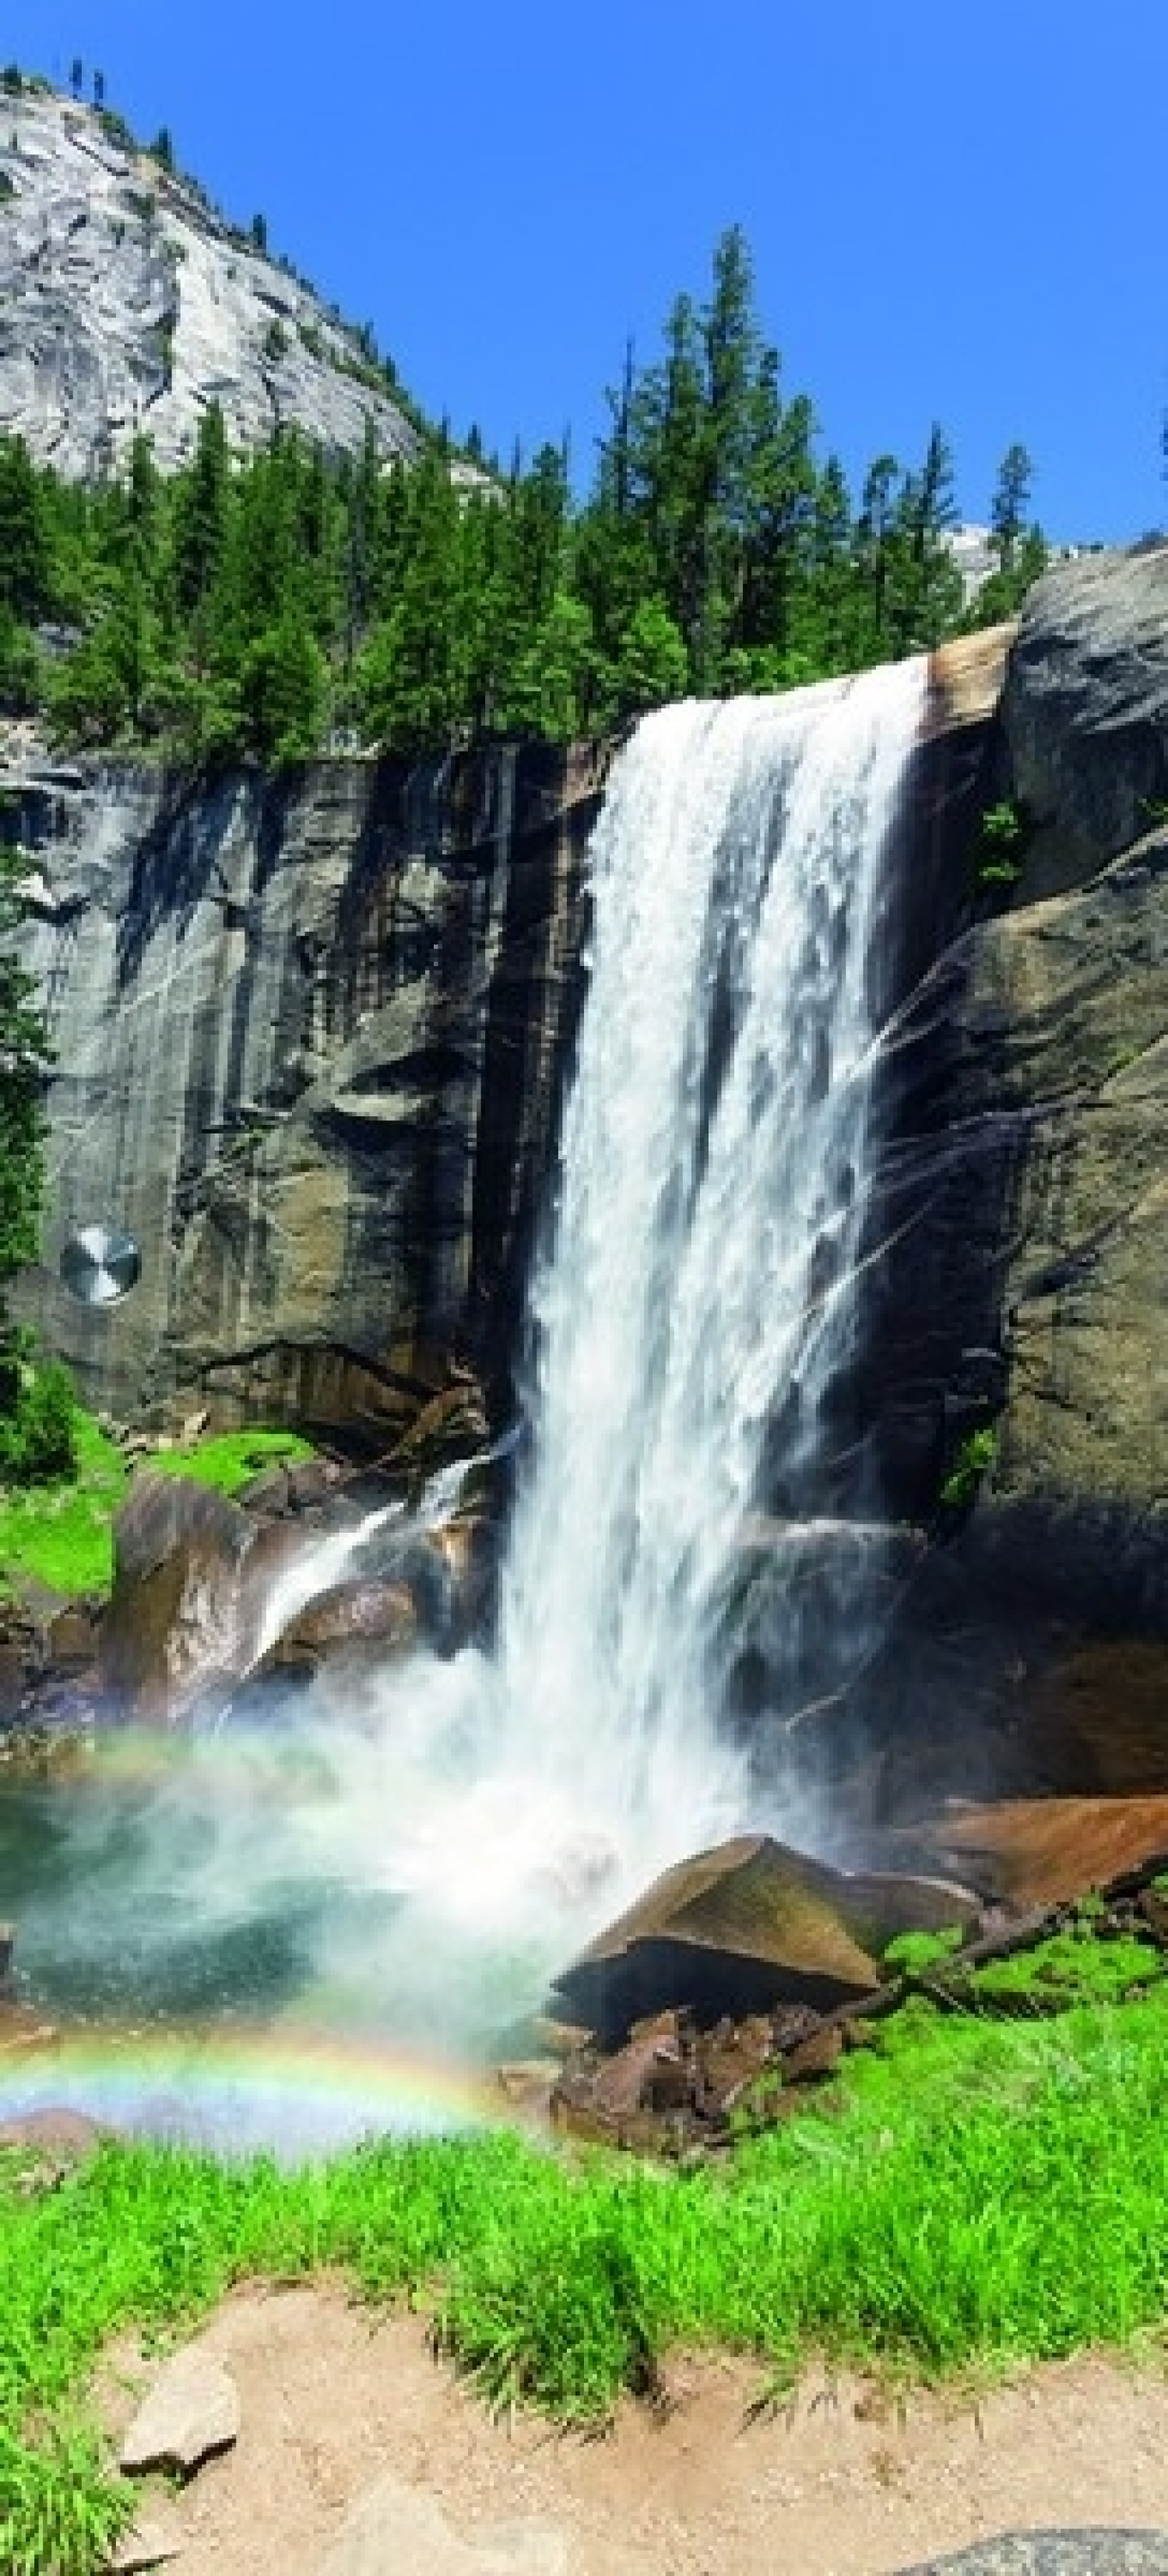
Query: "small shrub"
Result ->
[[0, 1357, 79, 1483], [882, 1924, 966, 1978], [976, 800, 1026, 891], [262, 317, 288, 363], [939, 1424, 997, 1512], [98, 107, 136, 152]]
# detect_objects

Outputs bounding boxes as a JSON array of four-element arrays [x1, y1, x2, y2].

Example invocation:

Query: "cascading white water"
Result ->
[[493, 662, 926, 1836], [5, 663, 929, 2114]]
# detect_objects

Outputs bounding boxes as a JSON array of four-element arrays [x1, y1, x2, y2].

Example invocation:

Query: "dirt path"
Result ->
[[102, 2284, 1168, 2574]]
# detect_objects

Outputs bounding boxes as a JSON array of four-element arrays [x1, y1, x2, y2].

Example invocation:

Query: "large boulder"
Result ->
[[255, 1576, 417, 1688], [554, 1834, 982, 2043], [99, 1471, 263, 1721]]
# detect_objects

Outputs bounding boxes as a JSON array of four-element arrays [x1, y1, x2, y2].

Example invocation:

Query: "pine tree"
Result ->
[[607, 597, 689, 720], [0, 438, 52, 624], [171, 401, 230, 623], [964, 444, 1048, 626], [888, 422, 962, 648], [239, 613, 327, 763], [990, 441, 1034, 575]]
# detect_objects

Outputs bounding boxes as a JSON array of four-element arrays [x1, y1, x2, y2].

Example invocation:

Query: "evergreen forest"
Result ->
[[0, 227, 1047, 764]]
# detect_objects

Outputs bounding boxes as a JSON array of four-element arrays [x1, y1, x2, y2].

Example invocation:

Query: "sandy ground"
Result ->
[[100, 2283, 1168, 2575]]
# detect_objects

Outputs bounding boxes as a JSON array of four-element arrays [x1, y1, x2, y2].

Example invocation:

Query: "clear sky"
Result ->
[[3, 0, 1162, 543]]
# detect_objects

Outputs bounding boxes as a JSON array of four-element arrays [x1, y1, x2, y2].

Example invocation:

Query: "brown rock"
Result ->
[[697, 2013, 781, 2118], [283, 1459, 343, 1512], [555, 1836, 985, 2044], [0, 2105, 109, 2160], [266, 1578, 417, 1678], [0, 2105, 111, 2192], [926, 624, 1015, 736], [236, 1463, 295, 1517], [585, 2011, 689, 2120], [554, 1837, 882, 2043], [1137, 1885, 1168, 1942], [46, 1607, 97, 1672], [916, 1796, 1168, 1908], [782, 2023, 845, 2083], [389, 1380, 490, 1484], [100, 1472, 260, 1721], [0, 1641, 26, 1722]]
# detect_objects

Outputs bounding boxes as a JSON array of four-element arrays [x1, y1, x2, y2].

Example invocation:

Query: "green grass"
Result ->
[[0, 1413, 126, 1597], [0, 1417, 316, 1600], [1, 1973, 1166, 2569], [966, 1924, 1165, 2010], [146, 1429, 316, 1500], [882, 1923, 966, 1977]]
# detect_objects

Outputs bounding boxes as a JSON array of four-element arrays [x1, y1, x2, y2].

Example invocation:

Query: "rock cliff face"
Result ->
[[0, 86, 424, 475], [12, 744, 603, 1439], [868, 551, 1168, 1553], [841, 549, 1168, 1828]]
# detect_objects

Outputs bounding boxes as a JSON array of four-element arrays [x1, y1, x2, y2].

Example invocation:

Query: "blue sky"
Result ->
[[4, 0, 1161, 542]]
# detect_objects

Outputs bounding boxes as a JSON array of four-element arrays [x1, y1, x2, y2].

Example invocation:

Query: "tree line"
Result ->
[[0, 227, 1047, 766]]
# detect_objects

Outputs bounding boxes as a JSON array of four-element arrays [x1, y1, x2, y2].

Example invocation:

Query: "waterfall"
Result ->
[[494, 663, 926, 1832]]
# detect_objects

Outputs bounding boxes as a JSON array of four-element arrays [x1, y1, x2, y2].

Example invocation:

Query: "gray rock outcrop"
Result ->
[[11, 743, 603, 1438], [897, 2540, 1168, 2576], [885, 550, 1168, 1566], [0, 84, 426, 477], [825, 549, 1168, 1831]]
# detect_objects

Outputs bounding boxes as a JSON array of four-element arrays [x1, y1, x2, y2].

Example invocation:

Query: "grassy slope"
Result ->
[[0, 1418, 316, 1598], [1, 1966, 1166, 2571]]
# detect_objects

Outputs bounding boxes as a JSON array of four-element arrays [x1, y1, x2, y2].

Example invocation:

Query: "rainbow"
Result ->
[[0, 2015, 505, 2161]]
